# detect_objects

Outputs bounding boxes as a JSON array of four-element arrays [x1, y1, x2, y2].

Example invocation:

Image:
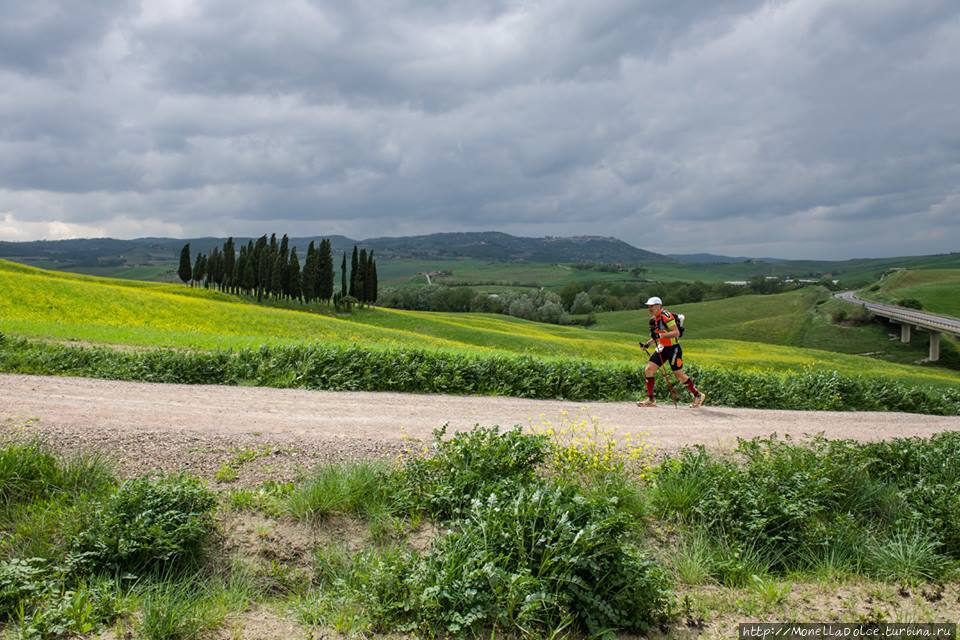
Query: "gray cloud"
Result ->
[[0, 0, 958, 258]]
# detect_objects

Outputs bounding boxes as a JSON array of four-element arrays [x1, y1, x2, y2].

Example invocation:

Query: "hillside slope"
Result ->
[[863, 269, 960, 318]]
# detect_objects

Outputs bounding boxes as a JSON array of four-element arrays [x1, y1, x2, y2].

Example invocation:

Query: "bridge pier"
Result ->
[[929, 332, 941, 362], [900, 323, 912, 343]]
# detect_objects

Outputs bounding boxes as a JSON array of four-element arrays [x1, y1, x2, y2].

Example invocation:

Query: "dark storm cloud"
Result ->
[[0, 0, 958, 258], [0, 0, 137, 75]]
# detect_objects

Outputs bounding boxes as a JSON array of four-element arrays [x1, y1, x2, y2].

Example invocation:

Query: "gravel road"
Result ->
[[3, 374, 959, 483]]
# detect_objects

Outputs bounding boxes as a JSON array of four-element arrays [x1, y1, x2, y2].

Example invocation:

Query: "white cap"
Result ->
[[645, 296, 662, 306]]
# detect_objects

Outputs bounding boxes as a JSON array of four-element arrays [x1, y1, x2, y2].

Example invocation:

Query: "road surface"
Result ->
[[4, 374, 958, 453]]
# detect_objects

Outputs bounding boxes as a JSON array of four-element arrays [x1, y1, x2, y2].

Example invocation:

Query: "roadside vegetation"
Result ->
[[4, 426, 959, 638]]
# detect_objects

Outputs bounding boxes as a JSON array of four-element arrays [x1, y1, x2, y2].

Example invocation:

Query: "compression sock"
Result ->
[[685, 378, 699, 397], [645, 376, 656, 399]]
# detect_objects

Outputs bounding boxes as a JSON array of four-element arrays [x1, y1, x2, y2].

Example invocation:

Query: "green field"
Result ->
[[3, 259, 960, 391], [376, 258, 643, 288], [862, 269, 960, 318], [360, 252, 960, 290]]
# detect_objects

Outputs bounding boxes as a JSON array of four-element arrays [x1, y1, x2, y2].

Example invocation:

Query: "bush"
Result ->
[[397, 483, 671, 638], [70, 475, 217, 575], [0, 559, 119, 635], [898, 298, 923, 309], [395, 425, 549, 520]]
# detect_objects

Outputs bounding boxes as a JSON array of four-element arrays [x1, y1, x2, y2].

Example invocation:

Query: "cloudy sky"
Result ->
[[1, 0, 958, 259]]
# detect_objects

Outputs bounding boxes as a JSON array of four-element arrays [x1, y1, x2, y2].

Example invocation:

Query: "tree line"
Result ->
[[178, 235, 378, 307], [379, 277, 821, 325]]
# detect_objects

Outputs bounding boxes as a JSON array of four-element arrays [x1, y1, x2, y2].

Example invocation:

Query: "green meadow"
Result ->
[[3, 259, 960, 392]]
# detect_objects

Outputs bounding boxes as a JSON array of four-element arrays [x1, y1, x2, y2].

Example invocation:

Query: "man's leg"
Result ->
[[672, 363, 706, 407], [638, 360, 659, 407]]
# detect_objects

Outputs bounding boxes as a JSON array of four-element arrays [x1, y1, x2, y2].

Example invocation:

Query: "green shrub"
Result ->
[[396, 483, 671, 638], [898, 298, 923, 309], [395, 425, 549, 520], [70, 475, 216, 575], [0, 559, 119, 636]]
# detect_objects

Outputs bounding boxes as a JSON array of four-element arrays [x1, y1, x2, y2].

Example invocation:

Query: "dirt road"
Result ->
[[5, 372, 959, 445]]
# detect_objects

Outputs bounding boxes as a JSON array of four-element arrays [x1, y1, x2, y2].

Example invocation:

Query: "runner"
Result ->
[[637, 296, 706, 408]]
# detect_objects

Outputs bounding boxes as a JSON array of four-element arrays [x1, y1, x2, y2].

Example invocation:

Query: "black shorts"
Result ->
[[649, 344, 683, 371]]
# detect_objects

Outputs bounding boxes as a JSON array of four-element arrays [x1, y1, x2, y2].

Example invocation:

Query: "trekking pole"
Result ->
[[642, 344, 679, 408]]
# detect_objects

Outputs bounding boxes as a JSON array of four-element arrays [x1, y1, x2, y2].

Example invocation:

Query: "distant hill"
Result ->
[[362, 232, 669, 262], [0, 232, 670, 267], [668, 253, 755, 264]]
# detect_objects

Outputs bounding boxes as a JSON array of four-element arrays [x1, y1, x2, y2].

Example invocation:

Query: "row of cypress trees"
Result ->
[[178, 235, 378, 306]]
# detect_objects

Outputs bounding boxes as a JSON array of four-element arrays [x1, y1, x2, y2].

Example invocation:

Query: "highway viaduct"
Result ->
[[835, 291, 960, 362]]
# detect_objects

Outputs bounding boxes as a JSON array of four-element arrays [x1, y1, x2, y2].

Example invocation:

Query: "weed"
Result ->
[[70, 475, 217, 576], [866, 529, 951, 583], [286, 460, 393, 522], [399, 483, 672, 638], [530, 407, 655, 480], [395, 425, 549, 520]]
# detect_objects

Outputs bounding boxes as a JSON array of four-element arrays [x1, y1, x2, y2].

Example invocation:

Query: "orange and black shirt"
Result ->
[[651, 309, 680, 347]]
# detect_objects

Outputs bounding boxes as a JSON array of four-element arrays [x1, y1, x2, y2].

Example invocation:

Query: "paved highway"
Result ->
[[835, 291, 960, 337]]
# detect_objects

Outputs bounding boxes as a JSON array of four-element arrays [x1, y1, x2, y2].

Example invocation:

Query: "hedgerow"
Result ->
[[2, 337, 957, 415]]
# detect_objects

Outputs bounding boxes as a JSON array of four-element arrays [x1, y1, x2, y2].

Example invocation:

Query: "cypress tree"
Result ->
[[318, 239, 334, 303], [178, 243, 192, 284], [192, 252, 203, 286], [253, 235, 268, 299], [211, 248, 223, 289], [257, 244, 269, 301], [288, 248, 302, 302], [302, 241, 317, 303], [349, 246, 359, 298], [279, 234, 290, 299], [223, 238, 236, 294], [340, 252, 347, 298], [271, 251, 284, 299], [368, 251, 378, 305], [242, 255, 254, 294], [356, 248, 367, 305]]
